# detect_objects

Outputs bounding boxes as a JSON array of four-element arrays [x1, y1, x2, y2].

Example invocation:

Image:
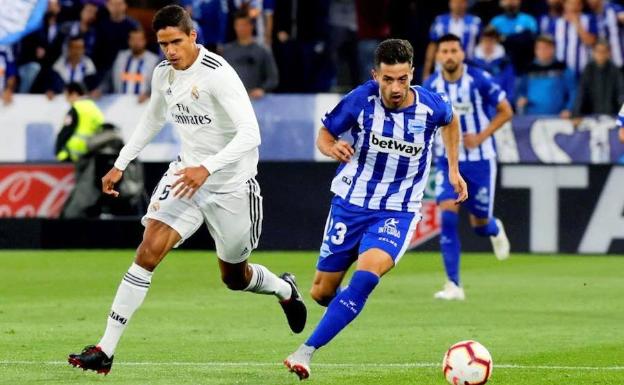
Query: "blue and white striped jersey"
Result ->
[[429, 13, 482, 58], [112, 49, 159, 95], [322, 81, 453, 213], [594, 2, 624, 67], [423, 64, 506, 162], [543, 14, 598, 76], [0, 45, 16, 92]]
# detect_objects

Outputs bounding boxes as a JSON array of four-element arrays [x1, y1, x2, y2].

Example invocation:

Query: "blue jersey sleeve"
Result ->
[[424, 90, 453, 127], [429, 16, 442, 42], [524, 14, 538, 34], [476, 70, 506, 109], [618, 103, 624, 128], [322, 83, 369, 137]]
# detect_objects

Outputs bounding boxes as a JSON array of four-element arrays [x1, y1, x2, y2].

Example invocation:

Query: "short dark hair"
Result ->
[[595, 38, 611, 50], [68, 34, 84, 44], [65, 82, 87, 96], [437, 33, 462, 46], [152, 5, 193, 35], [129, 26, 144, 35], [374, 39, 414, 68], [535, 34, 555, 46], [233, 9, 251, 21], [481, 26, 500, 41]]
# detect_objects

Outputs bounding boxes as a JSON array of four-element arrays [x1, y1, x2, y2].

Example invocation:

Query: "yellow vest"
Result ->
[[56, 99, 105, 162]]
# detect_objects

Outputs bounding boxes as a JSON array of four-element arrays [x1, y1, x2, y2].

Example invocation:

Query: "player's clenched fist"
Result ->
[[329, 141, 355, 163], [101, 167, 123, 197], [172, 166, 210, 199]]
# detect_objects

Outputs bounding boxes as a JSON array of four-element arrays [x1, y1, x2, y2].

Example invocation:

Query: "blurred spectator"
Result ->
[[58, 0, 89, 23], [182, 0, 228, 52], [272, 0, 332, 92], [424, 0, 482, 80], [490, 0, 538, 36], [229, 0, 275, 47], [516, 34, 576, 117], [489, 0, 538, 73], [107, 28, 159, 103], [48, 35, 98, 98], [328, 0, 359, 91], [470, 26, 515, 102], [0, 45, 17, 105], [18, 0, 67, 93], [55, 82, 104, 162], [470, 0, 502, 25], [387, 0, 448, 84], [61, 1, 99, 58], [543, 0, 597, 77], [223, 10, 278, 98], [573, 40, 624, 116], [355, 0, 390, 83], [92, 0, 139, 81], [539, 0, 563, 33], [587, 0, 624, 67]]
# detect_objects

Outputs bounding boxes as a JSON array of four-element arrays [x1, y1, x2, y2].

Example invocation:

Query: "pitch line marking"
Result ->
[[0, 361, 623, 371]]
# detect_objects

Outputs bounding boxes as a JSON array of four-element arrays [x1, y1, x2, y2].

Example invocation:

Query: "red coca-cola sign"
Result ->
[[0, 164, 75, 218]]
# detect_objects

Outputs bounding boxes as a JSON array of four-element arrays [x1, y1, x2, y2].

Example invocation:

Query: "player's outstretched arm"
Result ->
[[101, 167, 123, 197], [441, 114, 468, 203], [316, 126, 354, 163], [464, 99, 513, 149]]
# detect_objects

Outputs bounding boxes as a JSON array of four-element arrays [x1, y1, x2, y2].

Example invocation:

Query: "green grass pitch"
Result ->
[[1, 250, 623, 384]]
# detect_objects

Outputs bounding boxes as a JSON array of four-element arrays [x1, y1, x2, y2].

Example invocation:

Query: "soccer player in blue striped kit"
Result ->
[[424, 34, 513, 301], [284, 39, 468, 380]]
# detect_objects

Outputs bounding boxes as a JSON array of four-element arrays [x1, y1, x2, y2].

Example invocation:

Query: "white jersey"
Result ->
[[114, 45, 261, 192]]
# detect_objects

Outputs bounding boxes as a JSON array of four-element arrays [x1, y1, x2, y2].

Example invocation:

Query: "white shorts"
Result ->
[[142, 161, 263, 264]]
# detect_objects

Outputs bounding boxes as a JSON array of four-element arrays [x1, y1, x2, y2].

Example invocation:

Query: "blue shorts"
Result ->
[[316, 197, 420, 273], [435, 158, 497, 219]]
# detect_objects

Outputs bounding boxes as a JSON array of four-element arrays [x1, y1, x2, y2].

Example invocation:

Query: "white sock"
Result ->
[[97, 263, 152, 357], [244, 264, 292, 300]]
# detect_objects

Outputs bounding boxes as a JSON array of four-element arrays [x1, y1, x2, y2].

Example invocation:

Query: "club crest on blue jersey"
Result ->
[[407, 118, 426, 134]]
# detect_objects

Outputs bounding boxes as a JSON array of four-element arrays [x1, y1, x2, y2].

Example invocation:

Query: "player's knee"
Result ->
[[221, 272, 247, 291], [135, 240, 165, 271], [310, 286, 334, 307]]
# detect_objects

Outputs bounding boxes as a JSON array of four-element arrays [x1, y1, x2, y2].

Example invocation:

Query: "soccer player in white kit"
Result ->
[[68, 5, 306, 375]]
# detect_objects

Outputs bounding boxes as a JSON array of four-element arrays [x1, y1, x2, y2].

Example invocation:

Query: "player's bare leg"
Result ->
[[309, 270, 348, 307], [68, 219, 180, 374], [285, 249, 393, 380], [218, 258, 307, 333], [470, 214, 510, 260], [435, 200, 465, 300]]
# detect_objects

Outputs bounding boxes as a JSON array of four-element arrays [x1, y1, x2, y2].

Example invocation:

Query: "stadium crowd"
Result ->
[[2, 0, 624, 118]]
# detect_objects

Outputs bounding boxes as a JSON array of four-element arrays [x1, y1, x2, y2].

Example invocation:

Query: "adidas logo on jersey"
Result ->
[[369, 132, 423, 157]]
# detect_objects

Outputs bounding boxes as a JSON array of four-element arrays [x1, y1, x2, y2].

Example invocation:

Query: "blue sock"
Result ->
[[474, 218, 499, 237], [440, 211, 461, 286], [305, 270, 379, 349]]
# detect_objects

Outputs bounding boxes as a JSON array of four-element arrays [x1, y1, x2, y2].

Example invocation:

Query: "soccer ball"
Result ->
[[442, 340, 493, 385]]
